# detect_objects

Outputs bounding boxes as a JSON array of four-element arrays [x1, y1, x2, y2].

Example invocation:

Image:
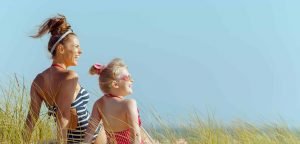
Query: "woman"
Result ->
[[22, 14, 105, 143], [84, 58, 154, 144]]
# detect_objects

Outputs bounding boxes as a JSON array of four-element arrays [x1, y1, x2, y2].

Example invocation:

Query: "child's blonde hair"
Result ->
[[90, 58, 127, 94]]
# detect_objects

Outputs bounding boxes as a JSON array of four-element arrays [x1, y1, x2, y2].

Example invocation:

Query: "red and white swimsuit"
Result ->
[[105, 95, 143, 144]]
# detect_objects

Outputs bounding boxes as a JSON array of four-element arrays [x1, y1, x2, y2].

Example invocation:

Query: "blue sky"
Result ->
[[1, 0, 300, 126]]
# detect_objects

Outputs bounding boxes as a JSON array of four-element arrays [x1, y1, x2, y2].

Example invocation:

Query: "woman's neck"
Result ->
[[52, 62, 67, 70]]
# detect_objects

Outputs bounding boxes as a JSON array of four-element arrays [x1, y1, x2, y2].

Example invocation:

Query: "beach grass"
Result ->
[[0, 75, 56, 143], [1, 75, 300, 144]]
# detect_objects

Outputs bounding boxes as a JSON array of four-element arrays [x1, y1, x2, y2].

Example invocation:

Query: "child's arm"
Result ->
[[84, 99, 102, 143], [126, 99, 142, 144]]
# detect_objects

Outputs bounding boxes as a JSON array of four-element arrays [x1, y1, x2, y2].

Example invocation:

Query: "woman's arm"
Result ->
[[55, 71, 78, 143], [22, 80, 43, 142], [84, 99, 103, 143], [126, 99, 142, 144]]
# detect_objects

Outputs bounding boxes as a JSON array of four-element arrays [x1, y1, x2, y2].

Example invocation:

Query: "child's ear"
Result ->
[[111, 81, 119, 88]]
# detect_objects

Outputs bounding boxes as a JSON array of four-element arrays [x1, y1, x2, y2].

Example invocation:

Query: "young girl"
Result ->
[[84, 58, 146, 144]]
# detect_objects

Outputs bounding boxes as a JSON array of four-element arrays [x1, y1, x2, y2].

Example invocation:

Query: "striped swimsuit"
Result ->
[[48, 87, 100, 143]]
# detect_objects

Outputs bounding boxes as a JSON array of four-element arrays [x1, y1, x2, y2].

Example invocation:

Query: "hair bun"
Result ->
[[48, 14, 71, 36], [31, 14, 71, 38], [89, 64, 106, 76]]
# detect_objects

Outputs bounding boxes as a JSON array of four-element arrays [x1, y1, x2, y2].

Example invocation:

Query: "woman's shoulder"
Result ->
[[32, 73, 44, 85], [38, 68, 78, 80], [57, 70, 79, 89], [61, 70, 79, 79]]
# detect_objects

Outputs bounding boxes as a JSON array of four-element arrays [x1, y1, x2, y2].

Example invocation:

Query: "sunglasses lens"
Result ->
[[118, 74, 133, 81], [125, 76, 130, 81]]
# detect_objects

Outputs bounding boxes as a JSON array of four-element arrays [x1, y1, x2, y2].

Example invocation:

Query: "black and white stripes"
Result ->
[[47, 87, 100, 143]]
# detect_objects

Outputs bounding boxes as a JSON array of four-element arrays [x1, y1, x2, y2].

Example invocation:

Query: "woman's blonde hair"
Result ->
[[90, 58, 127, 93]]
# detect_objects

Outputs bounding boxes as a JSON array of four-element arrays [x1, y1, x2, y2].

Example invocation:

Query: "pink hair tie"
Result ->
[[93, 64, 106, 75]]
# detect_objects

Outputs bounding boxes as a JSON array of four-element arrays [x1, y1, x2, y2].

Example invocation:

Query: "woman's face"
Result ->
[[61, 35, 82, 66], [115, 68, 134, 96]]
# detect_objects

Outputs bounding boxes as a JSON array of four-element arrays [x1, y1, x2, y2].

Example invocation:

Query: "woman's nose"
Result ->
[[78, 47, 82, 55]]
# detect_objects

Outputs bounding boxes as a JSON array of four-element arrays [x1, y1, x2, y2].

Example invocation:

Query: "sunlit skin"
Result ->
[[22, 35, 106, 143], [84, 68, 154, 144]]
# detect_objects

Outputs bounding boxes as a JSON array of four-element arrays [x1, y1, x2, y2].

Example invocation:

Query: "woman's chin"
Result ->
[[71, 61, 78, 66]]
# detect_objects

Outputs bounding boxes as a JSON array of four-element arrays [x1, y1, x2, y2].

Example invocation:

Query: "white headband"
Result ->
[[50, 29, 73, 54]]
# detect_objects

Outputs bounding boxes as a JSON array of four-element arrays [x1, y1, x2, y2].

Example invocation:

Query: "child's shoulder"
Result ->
[[94, 96, 105, 105], [123, 98, 137, 108]]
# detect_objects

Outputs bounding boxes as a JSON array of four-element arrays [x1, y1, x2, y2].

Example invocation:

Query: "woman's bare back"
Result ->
[[33, 67, 80, 107]]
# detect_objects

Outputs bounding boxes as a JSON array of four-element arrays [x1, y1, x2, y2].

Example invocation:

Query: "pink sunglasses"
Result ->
[[119, 74, 133, 82]]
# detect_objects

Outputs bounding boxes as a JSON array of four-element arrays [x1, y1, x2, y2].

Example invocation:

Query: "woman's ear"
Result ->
[[57, 44, 65, 54], [111, 80, 119, 88]]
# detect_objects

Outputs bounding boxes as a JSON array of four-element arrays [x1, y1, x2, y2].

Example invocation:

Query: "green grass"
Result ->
[[0, 75, 56, 143], [1, 75, 300, 144]]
